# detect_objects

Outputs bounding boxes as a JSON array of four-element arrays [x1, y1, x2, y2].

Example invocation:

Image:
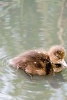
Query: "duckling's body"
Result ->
[[9, 51, 53, 75], [9, 45, 67, 75]]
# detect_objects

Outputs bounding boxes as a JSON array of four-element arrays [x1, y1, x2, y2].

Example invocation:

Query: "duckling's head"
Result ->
[[48, 45, 67, 68]]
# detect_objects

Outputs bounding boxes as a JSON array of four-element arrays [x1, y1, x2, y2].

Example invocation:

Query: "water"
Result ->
[[0, 0, 67, 100]]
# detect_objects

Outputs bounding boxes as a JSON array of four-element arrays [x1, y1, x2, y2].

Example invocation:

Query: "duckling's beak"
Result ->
[[61, 59, 67, 68]]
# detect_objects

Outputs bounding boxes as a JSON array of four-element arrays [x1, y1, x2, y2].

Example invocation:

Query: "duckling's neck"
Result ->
[[46, 61, 52, 75]]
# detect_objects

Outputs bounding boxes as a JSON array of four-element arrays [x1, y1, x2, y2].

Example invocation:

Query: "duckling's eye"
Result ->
[[55, 64, 61, 68]]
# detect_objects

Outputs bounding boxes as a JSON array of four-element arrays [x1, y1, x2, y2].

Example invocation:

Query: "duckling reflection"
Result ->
[[47, 73, 67, 89], [30, 73, 67, 89]]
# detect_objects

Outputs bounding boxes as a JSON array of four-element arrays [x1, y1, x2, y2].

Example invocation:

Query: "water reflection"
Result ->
[[0, 0, 67, 100]]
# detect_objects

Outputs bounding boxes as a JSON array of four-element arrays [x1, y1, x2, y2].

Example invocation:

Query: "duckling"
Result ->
[[48, 45, 67, 72], [9, 45, 67, 75], [9, 51, 53, 75]]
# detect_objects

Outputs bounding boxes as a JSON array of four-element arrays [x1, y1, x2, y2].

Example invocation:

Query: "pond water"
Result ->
[[0, 0, 67, 100]]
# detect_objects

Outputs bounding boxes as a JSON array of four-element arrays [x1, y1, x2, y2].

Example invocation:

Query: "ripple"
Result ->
[[0, 55, 17, 98], [0, 93, 13, 100]]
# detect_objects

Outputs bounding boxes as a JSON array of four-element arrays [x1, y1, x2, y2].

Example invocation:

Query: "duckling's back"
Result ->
[[9, 50, 50, 70]]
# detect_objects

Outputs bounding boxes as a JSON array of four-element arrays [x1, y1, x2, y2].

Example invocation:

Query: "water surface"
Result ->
[[0, 0, 67, 100]]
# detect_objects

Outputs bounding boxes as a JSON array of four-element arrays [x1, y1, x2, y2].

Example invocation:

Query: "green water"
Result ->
[[0, 0, 67, 100]]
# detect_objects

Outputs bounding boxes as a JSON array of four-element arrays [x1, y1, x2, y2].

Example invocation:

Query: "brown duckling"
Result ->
[[48, 45, 67, 72], [9, 45, 67, 75], [9, 51, 53, 75]]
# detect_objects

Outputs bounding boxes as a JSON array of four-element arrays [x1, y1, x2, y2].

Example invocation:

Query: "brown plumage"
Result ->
[[9, 45, 67, 75], [48, 45, 67, 72], [9, 51, 53, 75]]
